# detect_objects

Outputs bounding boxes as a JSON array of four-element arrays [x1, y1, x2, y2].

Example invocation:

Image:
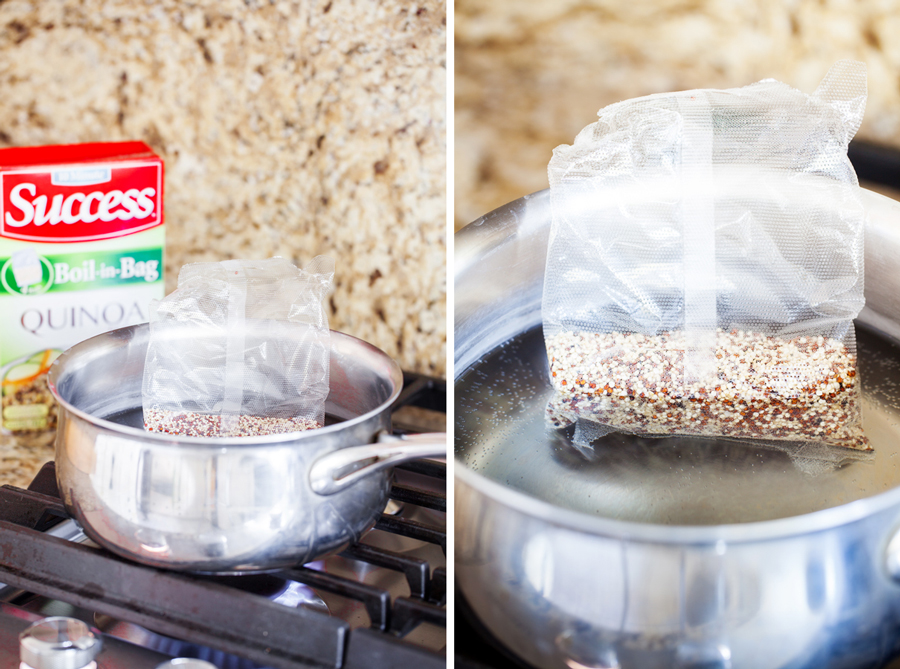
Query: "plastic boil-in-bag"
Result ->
[[543, 60, 870, 450], [143, 256, 333, 437]]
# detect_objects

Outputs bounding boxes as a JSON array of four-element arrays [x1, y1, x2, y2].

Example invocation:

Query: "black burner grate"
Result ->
[[0, 372, 446, 669]]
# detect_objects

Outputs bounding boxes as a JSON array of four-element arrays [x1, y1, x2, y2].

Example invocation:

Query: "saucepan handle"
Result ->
[[309, 432, 446, 496]]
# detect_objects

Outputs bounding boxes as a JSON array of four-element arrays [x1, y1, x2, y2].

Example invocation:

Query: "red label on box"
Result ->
[[0, 161, 162, 243]]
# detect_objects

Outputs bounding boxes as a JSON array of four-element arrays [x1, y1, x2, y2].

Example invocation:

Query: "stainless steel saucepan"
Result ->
[[48, 324, 445, 572], [456, 185, 900, 669]]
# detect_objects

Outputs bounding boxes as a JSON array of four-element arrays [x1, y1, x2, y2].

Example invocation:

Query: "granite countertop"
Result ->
[[0, 431, 54, 489], [456, 0, 900, 229], [0, 0, 446, 488]]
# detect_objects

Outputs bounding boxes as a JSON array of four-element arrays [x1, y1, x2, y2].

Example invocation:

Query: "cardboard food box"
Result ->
[[0, 141, 164, 433]]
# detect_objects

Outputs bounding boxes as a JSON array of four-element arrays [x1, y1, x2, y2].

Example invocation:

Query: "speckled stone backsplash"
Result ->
[[456, 0, 900, 229], [0, 0, 445, 486]]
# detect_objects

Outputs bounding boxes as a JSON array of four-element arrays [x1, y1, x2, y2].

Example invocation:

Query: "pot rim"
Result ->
[[49, 326, 404, 448]]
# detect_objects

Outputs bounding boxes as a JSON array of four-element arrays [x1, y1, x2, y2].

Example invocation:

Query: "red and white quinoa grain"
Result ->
[[546, 328, 869, 450], [144, 408, 320, 438]]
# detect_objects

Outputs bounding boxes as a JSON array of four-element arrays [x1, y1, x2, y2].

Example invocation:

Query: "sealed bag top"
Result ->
[[544, 60, 867, 344]]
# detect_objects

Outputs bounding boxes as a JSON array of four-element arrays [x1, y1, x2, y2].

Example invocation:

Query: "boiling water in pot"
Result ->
[[455, 324, 900, 525]]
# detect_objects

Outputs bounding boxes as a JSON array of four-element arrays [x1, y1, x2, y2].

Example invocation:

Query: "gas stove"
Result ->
[[0, 371, 445, 669]]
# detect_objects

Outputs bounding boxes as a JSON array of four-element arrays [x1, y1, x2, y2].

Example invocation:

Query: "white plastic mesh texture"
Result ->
[[542, 60, 869, 450], [142, 256, 333, 437]]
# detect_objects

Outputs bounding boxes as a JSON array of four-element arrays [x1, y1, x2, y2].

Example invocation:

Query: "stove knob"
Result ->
[[19, 616, 102, 669], [155, 660, 218, 669]]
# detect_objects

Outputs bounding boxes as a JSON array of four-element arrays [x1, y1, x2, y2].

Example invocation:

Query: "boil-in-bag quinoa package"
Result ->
[[543, 61, 870, 450], [142, 256, 333, 437], [0, 142, 164, 433]]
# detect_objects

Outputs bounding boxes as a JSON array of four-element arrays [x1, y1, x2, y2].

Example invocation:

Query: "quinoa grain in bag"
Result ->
[[543, 61, 869, 450], [143, 256, 332, 438]]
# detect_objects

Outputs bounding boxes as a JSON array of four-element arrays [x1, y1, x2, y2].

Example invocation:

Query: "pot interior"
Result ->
[[457, 322, 900, 524], [455, 188, 900, 525], [50, 323, 402, 443]]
